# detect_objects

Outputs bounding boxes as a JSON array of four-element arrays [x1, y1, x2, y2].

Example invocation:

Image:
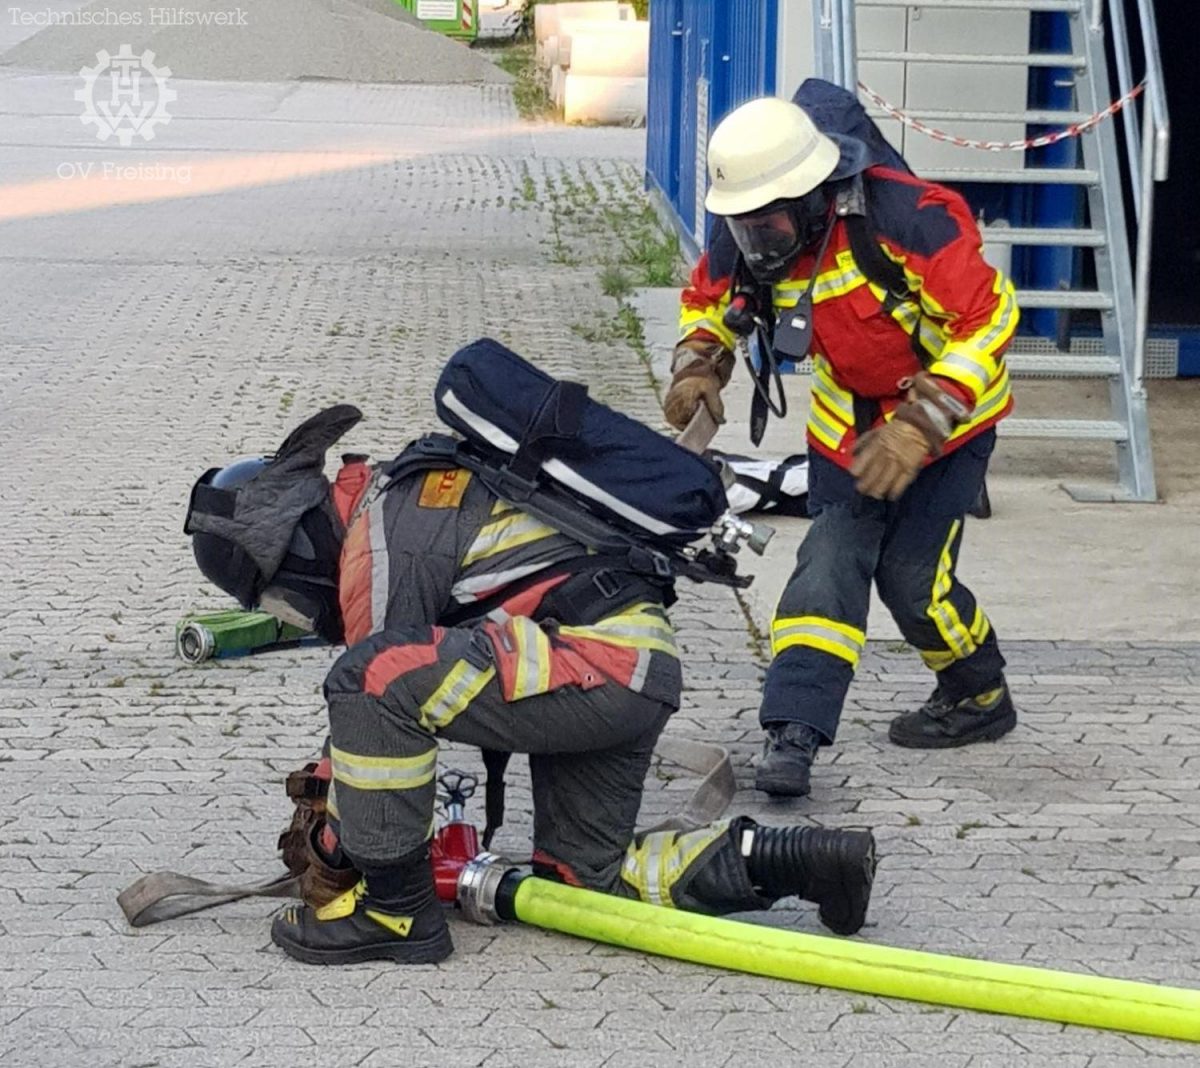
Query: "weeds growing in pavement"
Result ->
[[481, 42, 552, 121]]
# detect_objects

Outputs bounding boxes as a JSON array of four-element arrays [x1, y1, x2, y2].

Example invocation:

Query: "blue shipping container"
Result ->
[[646, 0, 777, 258]]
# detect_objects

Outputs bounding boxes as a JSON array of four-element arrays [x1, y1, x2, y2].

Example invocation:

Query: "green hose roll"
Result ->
[[175, 610, 310, 663]]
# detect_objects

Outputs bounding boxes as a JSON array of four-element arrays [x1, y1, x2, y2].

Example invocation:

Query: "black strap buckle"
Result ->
[[592, 569, 621, 599], [465, 627, 495, 670]]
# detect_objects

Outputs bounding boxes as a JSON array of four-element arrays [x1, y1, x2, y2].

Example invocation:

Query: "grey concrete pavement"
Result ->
[[1, 61, 1198, 1068]]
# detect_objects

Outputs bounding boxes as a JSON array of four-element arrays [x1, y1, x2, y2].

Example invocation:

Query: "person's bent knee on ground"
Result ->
[[270, 629, 880, 965]]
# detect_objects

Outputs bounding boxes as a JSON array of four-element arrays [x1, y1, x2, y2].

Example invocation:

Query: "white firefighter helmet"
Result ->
[[704, 97, 840, 217]]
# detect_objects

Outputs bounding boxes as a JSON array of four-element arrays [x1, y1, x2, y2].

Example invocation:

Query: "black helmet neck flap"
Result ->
[[184, 404, 364, 638]]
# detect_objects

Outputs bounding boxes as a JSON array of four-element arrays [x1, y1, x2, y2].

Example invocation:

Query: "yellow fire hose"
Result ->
[[499, 875, 1200, 1042]]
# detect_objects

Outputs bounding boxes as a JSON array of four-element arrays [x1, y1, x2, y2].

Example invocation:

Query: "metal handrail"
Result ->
[[815, 0, 1169, 396], [1105, 0, 1141, 207], [814, 0, 858, 89], [1126, 0, 1170, 393], [1133, 0, 1169, 180]]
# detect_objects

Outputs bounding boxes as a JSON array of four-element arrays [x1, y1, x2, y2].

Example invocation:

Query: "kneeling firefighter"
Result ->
[[184, 402, 877, 965], [665, 85, 1020, 799]]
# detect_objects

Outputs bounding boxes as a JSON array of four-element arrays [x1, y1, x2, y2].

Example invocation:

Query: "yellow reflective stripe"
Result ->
[[773, 634, 862, 666], [867, 277, 954, 365], [948, 366, 1012, 441], [806, 396, 849, 452], [811, 355, 855, 424], [452, 562, 547, 602], [928, 349, 993, 397], [330, 744, 437, 791], [773, 615, 865, 644], [364, 910, 414, 936], [878, 285, 920, 331], [814, 265, 867, 302], [559, 604, 679, 658], [874, 242, 926, 297], [771, 615, 865, 667], [925, 274, 1018, 401], [927, 520, 975, 658], [462, 512, 559, 568], [491, 499, 515, 517], [418, 661, 496, 731], [679, 306, 736, 351], [916, 317, 949, 360], [972, 272, 1020, 355], [326, 780, 340, 820], [775, 265, 867, 307], [924, 606, 994, 671], [919, 648, 957, 672], [621, 823, 729, 908], [915, 272, 949, 317], [511, 617, 552, 699], [315, 880, 365, 921], [969, 605, 992, 645], [620, 843, 650, 901], [773, 278, 809, 297]]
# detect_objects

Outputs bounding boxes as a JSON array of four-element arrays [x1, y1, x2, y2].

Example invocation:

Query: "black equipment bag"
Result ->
[[434, 338, 729, 548]]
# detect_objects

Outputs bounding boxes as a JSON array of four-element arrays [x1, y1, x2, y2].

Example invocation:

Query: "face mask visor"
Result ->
[[727, 191, 833, 283], [727, 207, 804, 283]]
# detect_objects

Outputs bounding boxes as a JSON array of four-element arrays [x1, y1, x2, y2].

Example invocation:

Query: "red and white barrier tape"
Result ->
[[857, 79, 1146, 152]]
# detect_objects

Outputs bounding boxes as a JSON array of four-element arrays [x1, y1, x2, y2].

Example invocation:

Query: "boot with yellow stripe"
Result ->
[[888, 680, 1017, 749], [271, 847, 452, 966]]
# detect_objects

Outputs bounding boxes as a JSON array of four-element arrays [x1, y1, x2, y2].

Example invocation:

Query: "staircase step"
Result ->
[[865, 107, 1093, 124], [859, 0, 1082, 10], [998, 412, 1128, 436], [983, 227, 1106, 247], [860, 50, 1085, 68], [1015, 289, 1114, 310], [923, 167, 1099, 185], [998, 418, 1129, 441], [1006, 354, 1121, 377]]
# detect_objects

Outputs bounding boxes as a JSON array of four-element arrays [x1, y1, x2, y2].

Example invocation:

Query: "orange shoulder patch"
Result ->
[[418, 468, 471, 509]]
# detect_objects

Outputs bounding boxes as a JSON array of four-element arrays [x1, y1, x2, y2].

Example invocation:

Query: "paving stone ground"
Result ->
[[0, 70, 1198, 1068]]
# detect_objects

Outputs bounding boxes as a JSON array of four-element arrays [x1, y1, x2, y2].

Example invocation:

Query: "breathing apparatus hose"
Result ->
[[488, 871, 1200, 1043]]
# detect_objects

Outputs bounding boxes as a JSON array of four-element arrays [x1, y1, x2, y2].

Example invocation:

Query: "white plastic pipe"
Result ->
[[534, 1, 621, 44], [566, 23, 649, 76], [562, 74, 647, 126]]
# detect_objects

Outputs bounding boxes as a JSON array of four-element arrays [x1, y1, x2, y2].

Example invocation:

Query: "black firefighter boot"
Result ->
[[741, 820, 877, 935], [271, 844, 453, 966], [754, 722, 823, 797], [889, 680, 1017, 749]]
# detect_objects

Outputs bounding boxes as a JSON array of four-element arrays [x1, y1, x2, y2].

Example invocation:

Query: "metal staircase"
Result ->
[[813, 0, 1171, 501]]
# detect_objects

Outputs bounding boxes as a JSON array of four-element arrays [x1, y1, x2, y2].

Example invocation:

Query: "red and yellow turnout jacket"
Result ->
[[680, 165, 1018, 468]]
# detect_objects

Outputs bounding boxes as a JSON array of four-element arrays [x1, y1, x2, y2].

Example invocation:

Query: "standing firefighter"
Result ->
[[184, 402, 877, 966], [665, 91, 1019, 798]]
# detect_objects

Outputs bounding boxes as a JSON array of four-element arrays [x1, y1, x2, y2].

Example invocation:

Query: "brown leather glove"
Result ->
[[663, 337, 735, 431], [851, 372, 974, 500], [278, 760, 360, 908], [851, 419, 933, 501], [298, 822, 360, 908]]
